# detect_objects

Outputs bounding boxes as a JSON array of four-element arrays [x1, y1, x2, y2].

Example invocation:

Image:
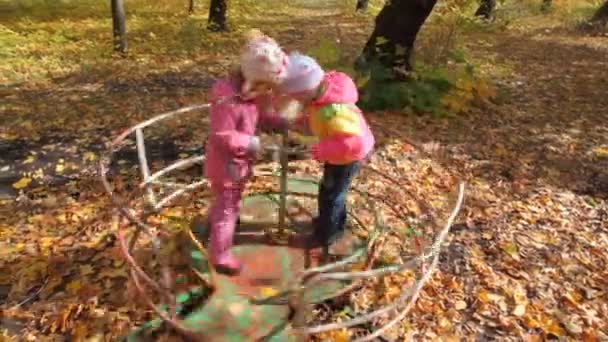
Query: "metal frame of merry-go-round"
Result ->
[[99, 102, 465, 341]]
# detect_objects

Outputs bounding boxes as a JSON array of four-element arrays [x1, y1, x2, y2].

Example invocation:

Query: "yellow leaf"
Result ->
[[22, 155, 36, 164], [33, 168, 44, 179], [376, 36, 389, 45], [21, 120, 33, 130], [0, 132, 18, 140], [332, 329, 351, 342], [593, 146, 608, 158], [513, 304, 526, 316], [260, 287, 278, 297], [83, 152, 97, 162], [55, 163, 65, 173], [502, 241, 519, 257], [97, 267, 128, 279], [438, 316, 452, 330], [12, 177, 31, 189], [524, 315, 541, 329], [80, 265, 95, 276], [455, 300, 467, 310], [40, 237, 55, 250], [66, 279, 82, 295], [543, 318, 565, 337], [478, 289, 491, 302]]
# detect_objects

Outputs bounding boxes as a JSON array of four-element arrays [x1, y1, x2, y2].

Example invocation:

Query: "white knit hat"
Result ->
[[279, 52, 325, 95], [240, 32, 288, 98]]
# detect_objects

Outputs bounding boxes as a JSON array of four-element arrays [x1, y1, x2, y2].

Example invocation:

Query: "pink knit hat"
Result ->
[[240, 31, 288, 99], [278, 52, 325, 95]]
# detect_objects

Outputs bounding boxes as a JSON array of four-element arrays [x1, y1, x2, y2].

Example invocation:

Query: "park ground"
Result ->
[[1, 0, 607, 340]]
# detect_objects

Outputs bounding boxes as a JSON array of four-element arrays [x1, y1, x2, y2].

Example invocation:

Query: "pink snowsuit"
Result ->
[[204, 78, 284, 268]]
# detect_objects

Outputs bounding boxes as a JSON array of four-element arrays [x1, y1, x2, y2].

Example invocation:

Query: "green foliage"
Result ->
[[304, 36, 495, 117], [307, 37, 341, 67], [357, 49, 495, 116]]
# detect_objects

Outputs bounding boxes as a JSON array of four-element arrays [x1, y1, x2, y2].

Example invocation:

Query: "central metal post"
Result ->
[[278, 131, 288, 234]]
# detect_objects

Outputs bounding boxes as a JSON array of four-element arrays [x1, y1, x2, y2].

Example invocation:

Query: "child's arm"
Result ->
[[209, 104, 257, 158], [208, 79, 258, 157], [256, 94, 288, 133]]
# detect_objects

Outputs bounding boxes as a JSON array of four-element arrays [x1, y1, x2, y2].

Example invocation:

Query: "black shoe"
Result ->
[[213, 263, 243, 276], [305, 232, 328, 249]]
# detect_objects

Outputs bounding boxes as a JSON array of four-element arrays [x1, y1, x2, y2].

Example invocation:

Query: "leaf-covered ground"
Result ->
[[1, 0, 607, 340]]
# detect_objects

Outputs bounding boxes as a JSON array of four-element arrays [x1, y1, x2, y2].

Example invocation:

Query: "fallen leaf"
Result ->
[[12, 177, 31, 189], [83, 152, 97, 161], [72, 322, 89, 340], [593, 146, 608, 158], [66, 279, 82, 295], [513, 304, 526, 316], [97, 267, 128, 279], [22, 155, 36, 164], [55, 163, 65, 173], [79, 265, 95, 276], [455, 300, 467, 310], [260, 287, 279, 297], [502, 241, 519, 258]]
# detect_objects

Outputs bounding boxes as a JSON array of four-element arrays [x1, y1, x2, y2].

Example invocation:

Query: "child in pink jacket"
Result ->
[[204, 33, 288, 275], [278, 52, 375, 247]]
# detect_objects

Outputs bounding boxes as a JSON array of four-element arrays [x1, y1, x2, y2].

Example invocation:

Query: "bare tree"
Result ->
[[474, 0, 495, 20], [540, 0, 551, 13], [590, 0, 608, 24], [356, 0, 437, 80], [208, 0, 228, 32], [111, 0, 127, 53], [188, 0, 195, 14]]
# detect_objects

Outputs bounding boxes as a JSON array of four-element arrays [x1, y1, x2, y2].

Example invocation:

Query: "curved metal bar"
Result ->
[[99, 160, 156, 238], [111, 103, 211, 148], [140, 155, 205, 188], [153, 180, 207, 211], [117, 229, 166, 295]]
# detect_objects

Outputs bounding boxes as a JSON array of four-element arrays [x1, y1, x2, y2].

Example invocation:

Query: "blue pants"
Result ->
[[315, 161, 361, 244]]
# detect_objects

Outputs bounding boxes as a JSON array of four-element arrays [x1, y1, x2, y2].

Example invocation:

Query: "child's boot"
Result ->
[[209, 222, 243, 275], [208, 188, 243, 276]]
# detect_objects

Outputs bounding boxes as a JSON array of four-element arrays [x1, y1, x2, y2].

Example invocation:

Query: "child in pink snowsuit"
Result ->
[[278, 52, 375, 247], [204, 33, 288, 275]]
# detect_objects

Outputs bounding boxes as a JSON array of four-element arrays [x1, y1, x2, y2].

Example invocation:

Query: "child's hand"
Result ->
[[248, 136, 261, 156], [257, 93, 273, 113]]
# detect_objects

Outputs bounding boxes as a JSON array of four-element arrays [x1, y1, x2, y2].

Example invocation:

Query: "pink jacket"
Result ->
[[297, 71, 375, 165], [204, 78, 284, 187]]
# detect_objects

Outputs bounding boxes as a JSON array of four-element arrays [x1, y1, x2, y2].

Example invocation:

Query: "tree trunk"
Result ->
[[356, 0, 369, 12], [111, 0, 127, 53], [590, 1, 608, 24], [208, 0, 228, 32], [188, 0, 194, 14], [356, 0, 437, 80], [474, 0, 495, 19], [540, 0, 551, 13]]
